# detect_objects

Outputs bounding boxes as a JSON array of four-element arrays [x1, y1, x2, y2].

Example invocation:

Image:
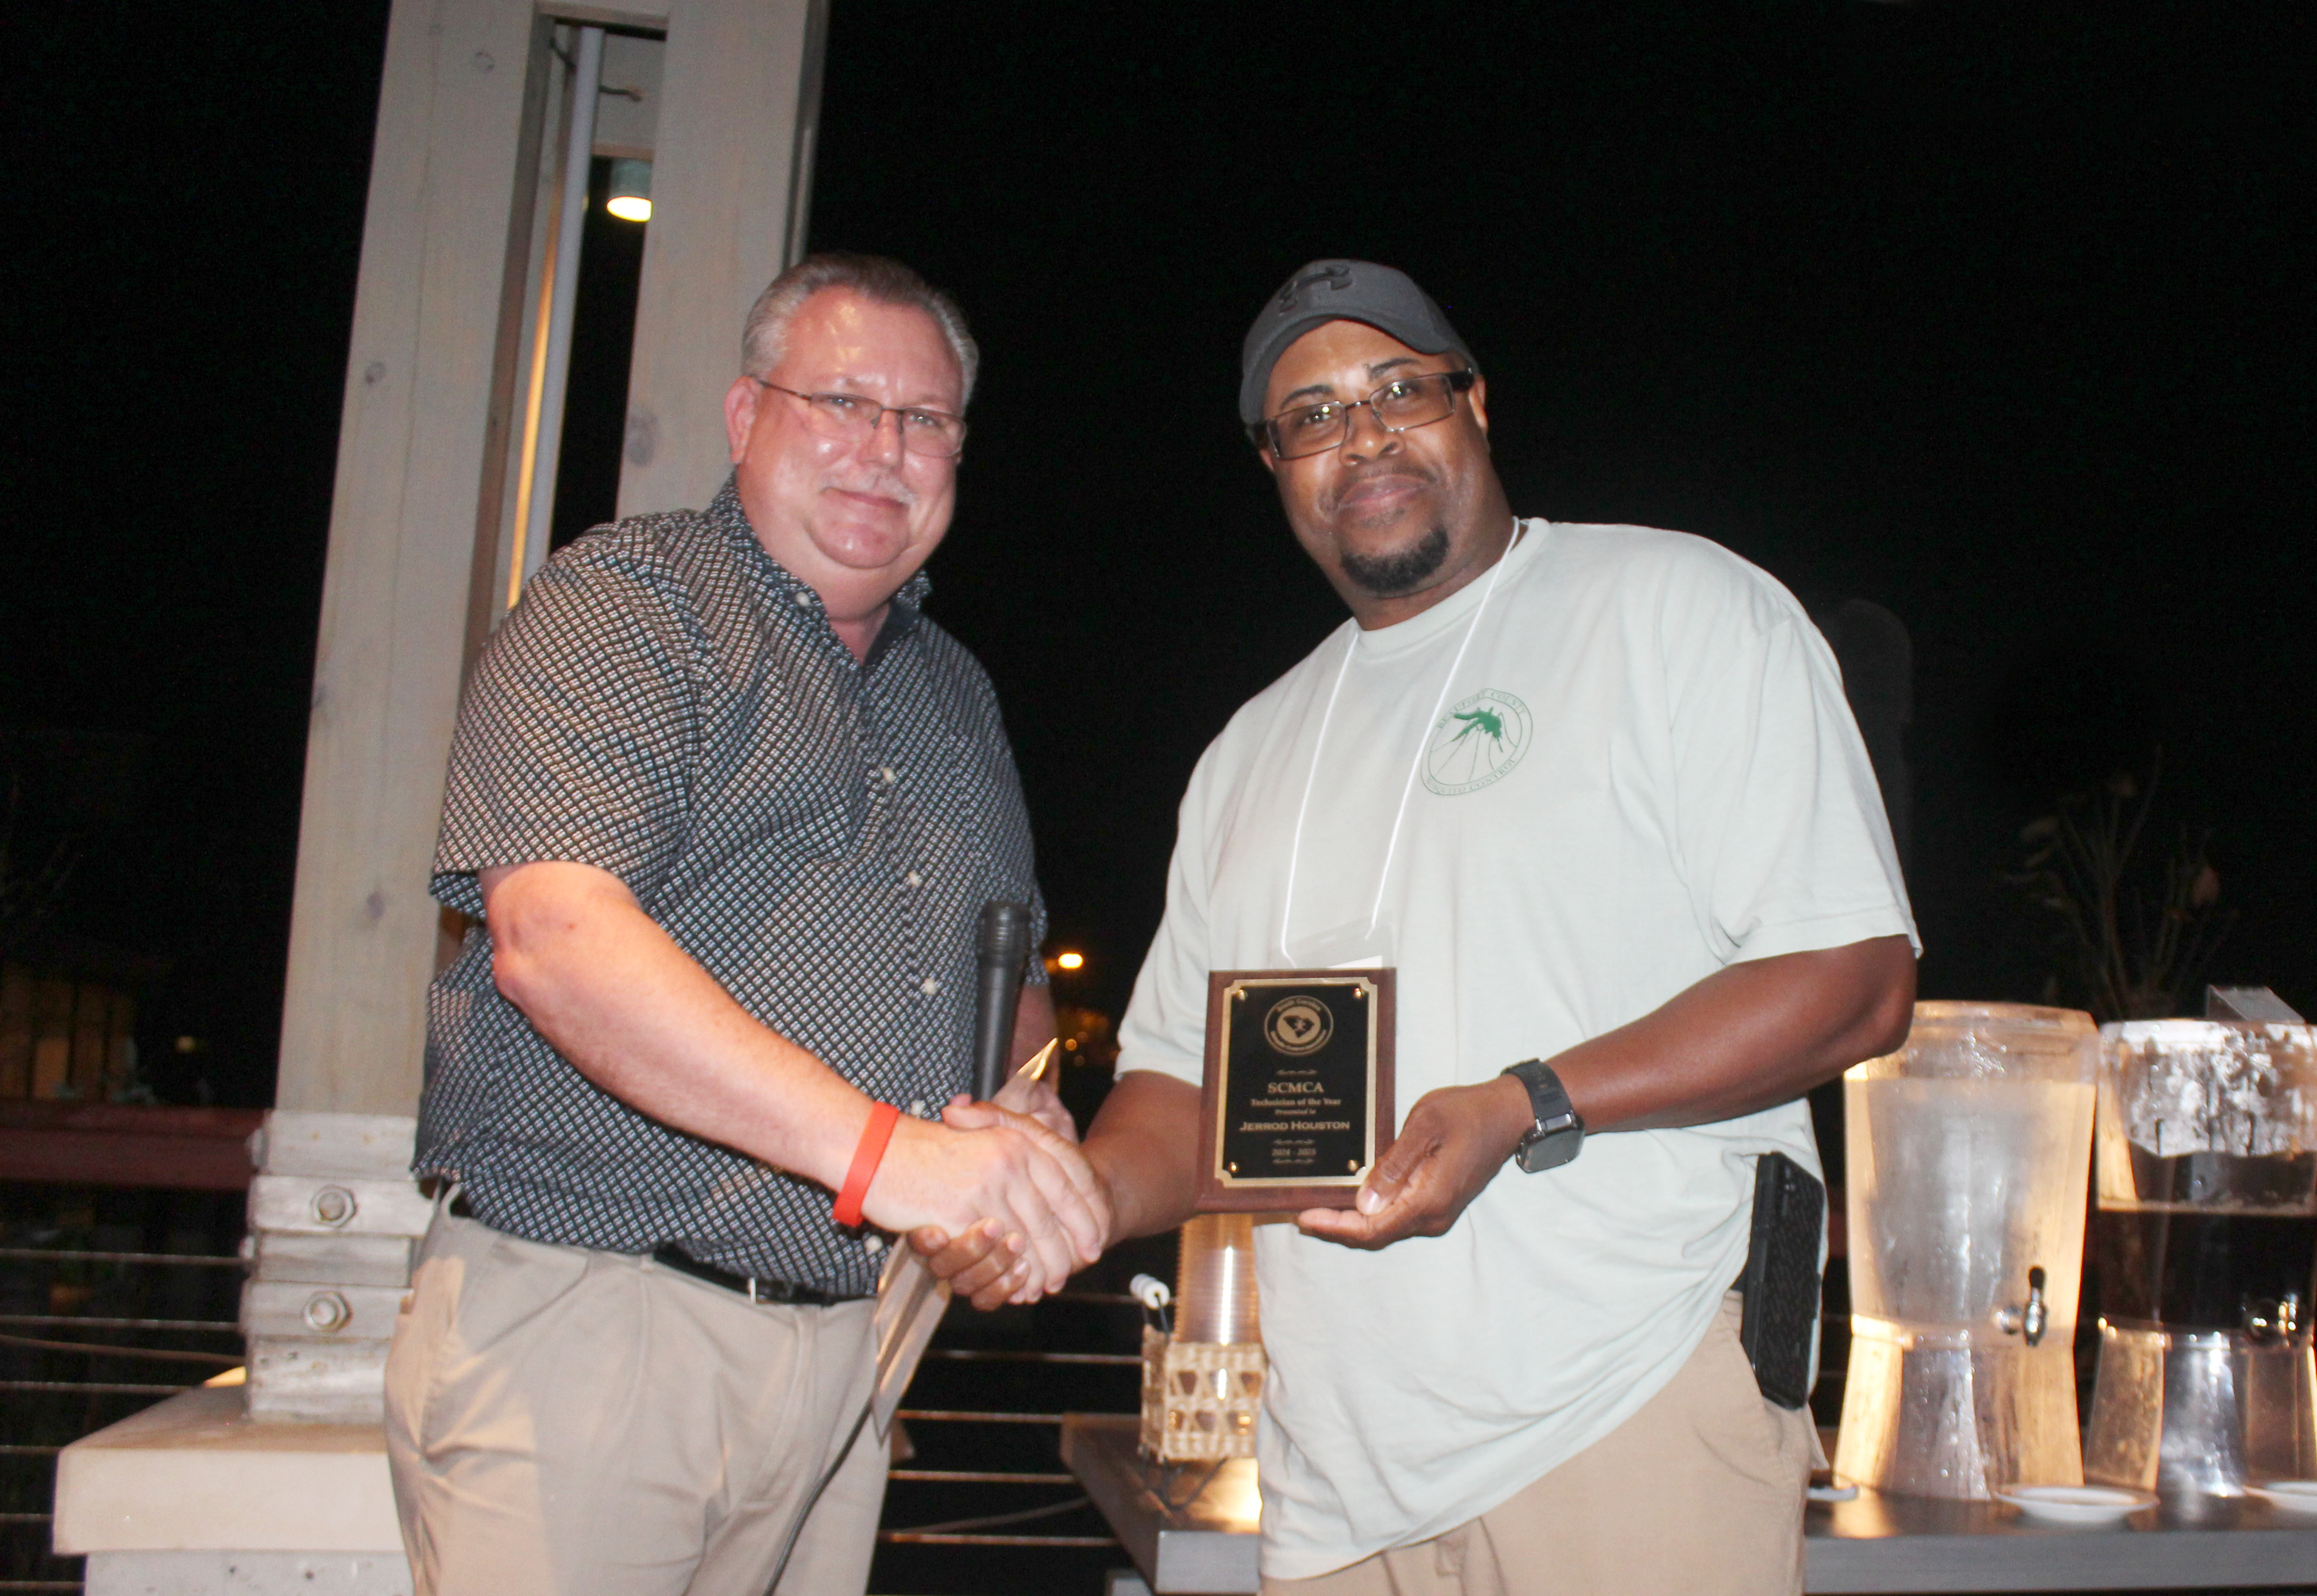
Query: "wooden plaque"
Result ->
[[1195, 969, 1396, 1212]]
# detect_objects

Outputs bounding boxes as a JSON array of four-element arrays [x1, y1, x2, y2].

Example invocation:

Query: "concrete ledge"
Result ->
[[86, 1550, 412, 1596], [55, 1386, 403, 1555]]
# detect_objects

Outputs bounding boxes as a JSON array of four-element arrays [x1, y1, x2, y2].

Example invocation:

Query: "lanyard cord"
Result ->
[[1368, 525, 1516, 923], [1277, 630, 1359, 957], [1280, 520, 1522, 954]]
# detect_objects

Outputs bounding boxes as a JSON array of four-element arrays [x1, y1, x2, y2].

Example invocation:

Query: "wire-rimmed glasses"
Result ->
[[1254, 368, 1477, 459], [752, 378, 968, 458]]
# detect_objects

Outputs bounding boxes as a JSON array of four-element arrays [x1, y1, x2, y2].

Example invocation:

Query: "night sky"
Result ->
[[5, 1, 2310, 1108]]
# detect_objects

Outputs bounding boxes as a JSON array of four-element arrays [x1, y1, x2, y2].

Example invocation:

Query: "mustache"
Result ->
[[820, 466, 919, 506]]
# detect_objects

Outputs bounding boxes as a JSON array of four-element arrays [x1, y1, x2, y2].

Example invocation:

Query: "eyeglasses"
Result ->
[[752, 378, 968, 458], [1254, 368, 1478, 460]]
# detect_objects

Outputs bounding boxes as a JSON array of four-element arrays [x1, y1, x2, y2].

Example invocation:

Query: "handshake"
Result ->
[[854, 1070, 1111, 1306], [848, 1061, 1540, 1307]]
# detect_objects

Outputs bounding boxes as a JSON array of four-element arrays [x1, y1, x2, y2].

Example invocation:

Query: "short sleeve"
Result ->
[[1662, 562, 1920, 964], [430, 551, 700, 917]]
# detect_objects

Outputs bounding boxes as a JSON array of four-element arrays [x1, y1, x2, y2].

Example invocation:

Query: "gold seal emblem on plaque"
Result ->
[[1263, 994, 1333, 1056]]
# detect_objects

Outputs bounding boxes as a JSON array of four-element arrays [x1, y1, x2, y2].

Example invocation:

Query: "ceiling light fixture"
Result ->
[[606, 159, 652, 223]]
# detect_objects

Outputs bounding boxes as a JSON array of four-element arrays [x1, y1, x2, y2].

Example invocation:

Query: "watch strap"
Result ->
[[1504, 1058, 1573, 1122], [1503, 1058, 1585, 1173]]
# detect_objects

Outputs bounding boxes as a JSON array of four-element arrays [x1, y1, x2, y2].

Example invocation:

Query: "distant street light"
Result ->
[[1056, 951, 1084, 971]]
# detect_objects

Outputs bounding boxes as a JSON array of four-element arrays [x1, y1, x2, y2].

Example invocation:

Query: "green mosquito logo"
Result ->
[[1422, 689, 1533, 795]]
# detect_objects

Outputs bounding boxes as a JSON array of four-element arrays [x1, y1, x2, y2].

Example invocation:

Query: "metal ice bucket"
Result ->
[[2085, 1020, 2317, 1496], [2087, 1322, 2317, 1495]]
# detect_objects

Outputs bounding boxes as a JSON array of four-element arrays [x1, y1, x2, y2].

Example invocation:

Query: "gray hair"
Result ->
[[740, 253, 979, 405]]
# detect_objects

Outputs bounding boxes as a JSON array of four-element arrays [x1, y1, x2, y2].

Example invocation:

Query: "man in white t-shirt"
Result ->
[[917, 260, 1918, 1594]]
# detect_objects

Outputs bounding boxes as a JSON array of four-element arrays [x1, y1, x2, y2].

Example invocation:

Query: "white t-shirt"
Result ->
[[1117, 520, 1918, 1579]]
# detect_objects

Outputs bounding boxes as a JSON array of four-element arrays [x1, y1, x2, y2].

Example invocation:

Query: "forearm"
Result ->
[[1299, 933, 1916, 1248], [1552, 934, 1916, 1133], [484, 861, 870, 1189], [1080, 1070, 1204, 1241]]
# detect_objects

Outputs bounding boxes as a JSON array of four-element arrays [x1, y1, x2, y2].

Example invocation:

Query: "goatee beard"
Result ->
[[1339, 523, 1450, 597]]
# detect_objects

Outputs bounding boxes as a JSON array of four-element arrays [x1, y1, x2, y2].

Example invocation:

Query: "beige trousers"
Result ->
[[1264, 1293, 1811, 1596], [384, 1207, 886, 1596]]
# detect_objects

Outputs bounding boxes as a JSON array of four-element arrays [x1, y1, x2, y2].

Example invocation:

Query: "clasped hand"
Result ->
[[863, 1075, 1109, 1304], [912, 1074, 1535, 1312]]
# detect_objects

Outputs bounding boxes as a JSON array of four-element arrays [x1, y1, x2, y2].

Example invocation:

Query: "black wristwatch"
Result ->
[[1503, 1059, 1585, 1173]]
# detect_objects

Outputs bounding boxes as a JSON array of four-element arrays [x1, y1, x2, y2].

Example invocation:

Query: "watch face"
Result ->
[[1516, 1123, 1582, 1174]]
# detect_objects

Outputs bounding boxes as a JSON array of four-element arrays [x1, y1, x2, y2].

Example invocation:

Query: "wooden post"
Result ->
[[617, 0, 828, 518], [272, 0, 551, 1115], [275, 0, 824, 1116]]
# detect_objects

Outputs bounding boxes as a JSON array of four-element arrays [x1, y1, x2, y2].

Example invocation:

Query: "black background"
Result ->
[[4, 0, 2310, 1107]]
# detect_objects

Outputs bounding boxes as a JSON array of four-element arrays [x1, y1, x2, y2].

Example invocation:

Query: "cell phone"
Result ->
[[1737, 1150, 1824, 1411]]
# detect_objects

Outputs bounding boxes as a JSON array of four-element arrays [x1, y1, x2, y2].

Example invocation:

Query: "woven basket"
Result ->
[[1140, 1325, 1266, 1461]]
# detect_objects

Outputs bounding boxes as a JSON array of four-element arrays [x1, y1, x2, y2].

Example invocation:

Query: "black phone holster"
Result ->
[[1734, 1150, 1825, 1410]]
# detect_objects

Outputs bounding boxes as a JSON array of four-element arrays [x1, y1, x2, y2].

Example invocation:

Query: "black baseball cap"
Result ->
[[1239, 260, 1476, 426]]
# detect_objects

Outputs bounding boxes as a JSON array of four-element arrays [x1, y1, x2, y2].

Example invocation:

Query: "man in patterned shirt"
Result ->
[[385, 254, 1107, 1596]]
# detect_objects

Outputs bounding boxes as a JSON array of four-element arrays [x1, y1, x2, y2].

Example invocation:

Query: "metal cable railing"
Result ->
[[1, 1214, 249, 1596], [922, 1348, 1141, 1366], [0, 1250, 242, 1269], [0, 1334, 236, 1366], [870, 1265, 1161, 1579], [0, 1316, 238, 1332], [2, 1226, 1163, 1590]]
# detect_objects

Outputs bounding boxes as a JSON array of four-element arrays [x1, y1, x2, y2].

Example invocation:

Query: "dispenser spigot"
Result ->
[[2023, 1266, 2048, 1347]]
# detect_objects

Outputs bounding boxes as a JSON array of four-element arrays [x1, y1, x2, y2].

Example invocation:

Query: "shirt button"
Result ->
[[879, 766, 897, 785], [909, 1100, 927, 1117], [920, 976, 940, 996], [904, 871, 922, 888], [792, 591, 813, 608], [864, 1235, 885, 1255]]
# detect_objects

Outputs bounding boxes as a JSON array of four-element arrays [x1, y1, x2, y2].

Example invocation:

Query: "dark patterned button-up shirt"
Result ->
[[417, 478, 1046, 1294]]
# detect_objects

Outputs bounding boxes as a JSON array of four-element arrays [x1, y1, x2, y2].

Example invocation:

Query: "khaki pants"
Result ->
[[1264, 1294, 1811, 1596], [384, 1207, 885, 1596]]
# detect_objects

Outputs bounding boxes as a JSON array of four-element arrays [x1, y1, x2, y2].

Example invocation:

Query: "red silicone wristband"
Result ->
[[832, 1102, 902, 1229]]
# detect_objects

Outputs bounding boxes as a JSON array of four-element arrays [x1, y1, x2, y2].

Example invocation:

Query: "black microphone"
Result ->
[[972, 902, 1032, 1103]]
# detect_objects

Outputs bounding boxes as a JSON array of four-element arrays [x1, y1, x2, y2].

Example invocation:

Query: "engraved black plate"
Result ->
[[1195, 969, 1396, 1212]]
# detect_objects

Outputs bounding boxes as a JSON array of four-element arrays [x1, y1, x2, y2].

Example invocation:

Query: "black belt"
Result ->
[[446, 1196, 866, 1307], [649, 1244, 869, 1307]]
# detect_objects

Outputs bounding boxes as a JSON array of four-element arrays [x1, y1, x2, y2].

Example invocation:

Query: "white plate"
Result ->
[[1995, 1484, 2157, 1525], [2250, 1479, 2317, 1516]]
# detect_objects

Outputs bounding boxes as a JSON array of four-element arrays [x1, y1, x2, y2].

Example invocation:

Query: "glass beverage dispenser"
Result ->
[[1834, 1002, 2100, 1498], [2084, 1021, 2317, 1495]]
